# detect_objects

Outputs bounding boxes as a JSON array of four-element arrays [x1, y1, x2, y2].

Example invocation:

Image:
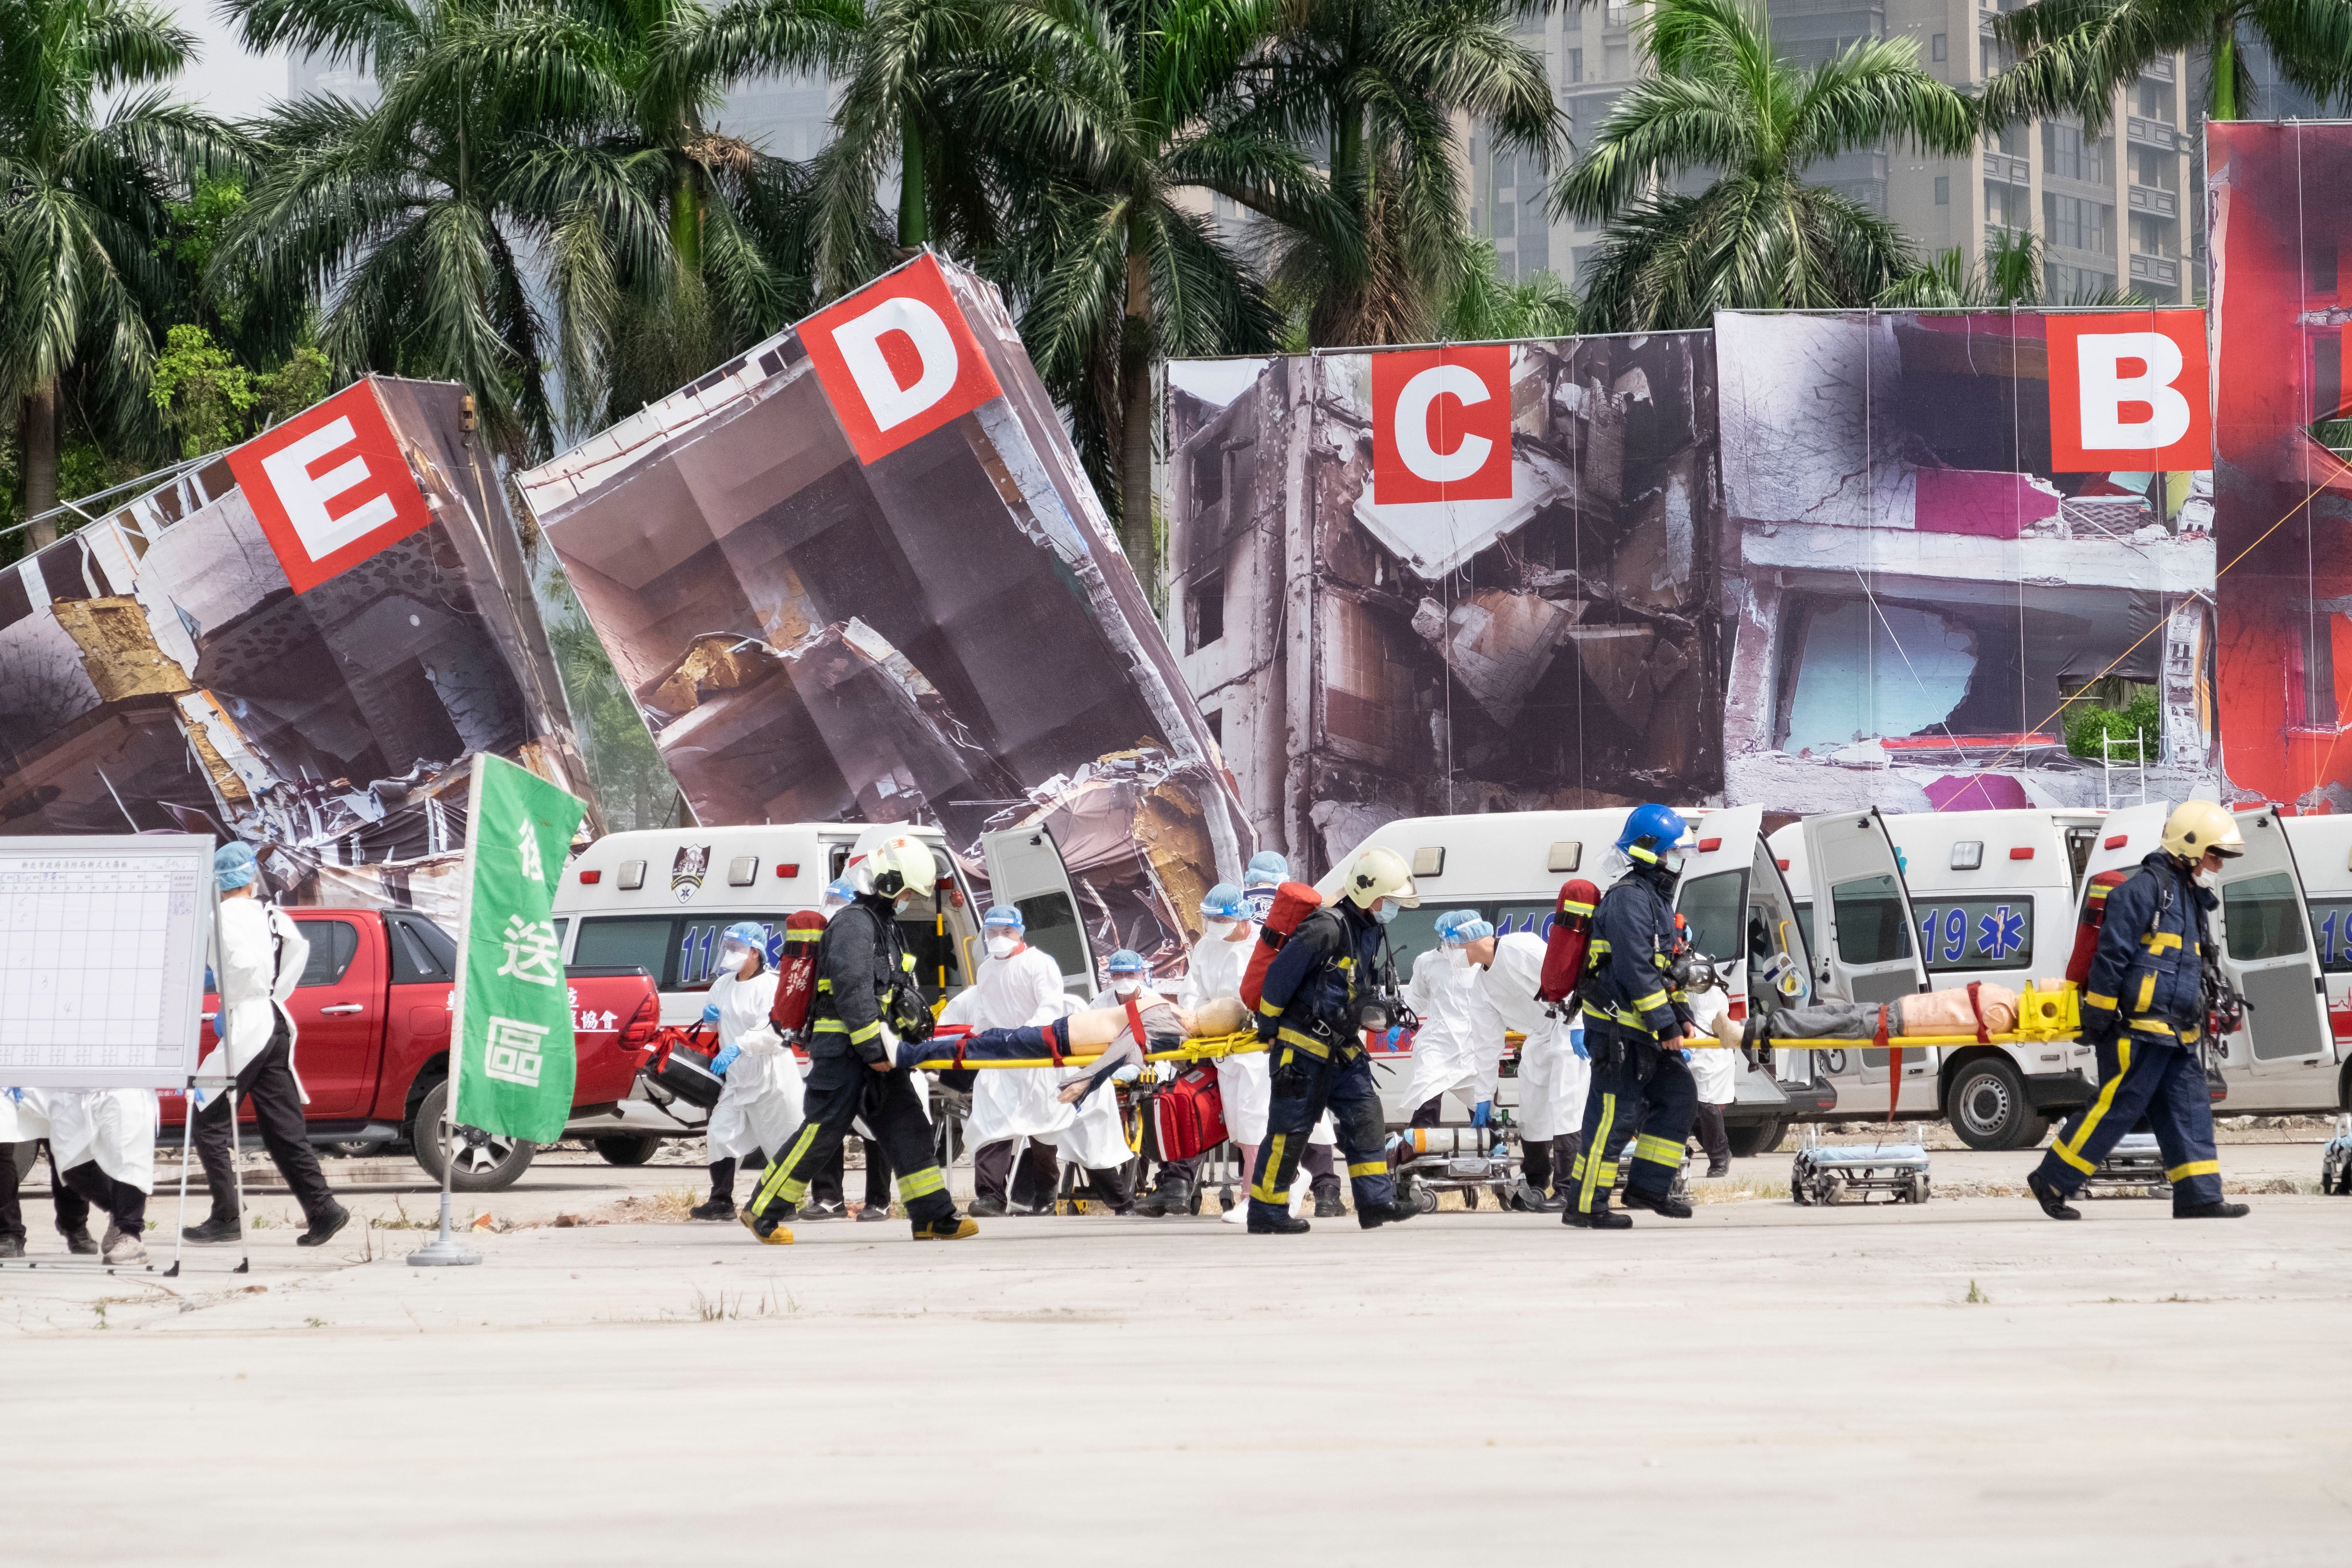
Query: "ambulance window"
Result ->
[[1676, 872, 1746, 965], [574, 917, 679, 984], [2222, 873, 2306, 963], [1829, 875, 1914, 964], [1911, 899, 2034, 971], [1015, 893, 1088, 980], [898, 915, 965, 991], [2307, 898, 2352, 972], [1385, 906, 1454, 974], [1492, 903, 1555, 940], [1793, 902, 1813, 955]]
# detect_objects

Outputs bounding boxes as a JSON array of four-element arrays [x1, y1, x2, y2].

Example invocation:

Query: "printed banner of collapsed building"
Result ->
[[1166, 298, 2260, 850], [0, 378, 589, 915], [518, 254, 1251, 970]]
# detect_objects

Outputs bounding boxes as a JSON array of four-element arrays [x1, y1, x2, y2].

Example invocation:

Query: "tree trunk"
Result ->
[[24, 381, 58, 550], [1117, 240, 1156, 589], [2211, 23, 2237, 120], [899, 115, 929, 248], [670, 155, 702, 271]]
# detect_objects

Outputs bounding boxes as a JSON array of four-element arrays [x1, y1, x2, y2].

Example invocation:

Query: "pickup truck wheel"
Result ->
[[592, 1135, 661, 1167], [410, 1080, 537, 1192], [1947, 1059, 2034, 1152], [1726, 1119, 1785, 1158]]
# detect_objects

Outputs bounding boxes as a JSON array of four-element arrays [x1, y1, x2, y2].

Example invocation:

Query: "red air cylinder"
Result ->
[[2065, 869, 2132, 986], [768, 910, 830, 1034], [1537, 879, 1602, 1004], [1240, 882, 1327, 1016]]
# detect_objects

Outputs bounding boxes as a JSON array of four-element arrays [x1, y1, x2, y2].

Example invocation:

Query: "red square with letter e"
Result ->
[[2046, 311, 2211, 472], [1372, 345, 1514, 504], [800, 254, 1004, 465], [226, 380, 433, 594]]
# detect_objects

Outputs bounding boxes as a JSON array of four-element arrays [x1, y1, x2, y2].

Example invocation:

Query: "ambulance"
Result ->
[[2280, 812, 2352, 1112], [1316, 807, 1832, 1147], [550, 819, 1110, 1141]]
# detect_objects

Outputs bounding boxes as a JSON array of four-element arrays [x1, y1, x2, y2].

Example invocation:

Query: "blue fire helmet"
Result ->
[[983, 904, 1025, 930], [1453, 919, 1496, 943], [1199, 883, 1250, 920], [822, 877, 858, 905], [1433, 908, 1481, 943], [722, 920, 767, 948], [1244, 851, 1289, 887], [1615, 803, 1689, 865], [1106, 948, 1147, 975], [213, 841, 258, 893]]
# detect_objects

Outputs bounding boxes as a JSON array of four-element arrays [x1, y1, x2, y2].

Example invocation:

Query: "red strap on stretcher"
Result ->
[[1874, 1005, 1899, 1125], [1966, 981, 1990, 1044], [1124, 996, 1149, 1059]]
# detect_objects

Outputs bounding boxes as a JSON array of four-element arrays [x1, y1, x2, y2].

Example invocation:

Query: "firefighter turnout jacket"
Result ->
[[1580, 862, 1687, 1041], [810, 894, 921, 1065], [2081, 852, 2216, 1046], [1253, 901, 1384, 1066]]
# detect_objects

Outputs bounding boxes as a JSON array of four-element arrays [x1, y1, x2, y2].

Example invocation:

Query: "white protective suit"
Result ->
[[46, 1089, 159, 1193], [1684, 986, 1737, 1107], [1474, 932, 1588, 1142], [1401, 946, 1502, 1113], [955, 944, 1092, 1153], [201, 896, 310, 1091], [703, 966, 801, 1162]]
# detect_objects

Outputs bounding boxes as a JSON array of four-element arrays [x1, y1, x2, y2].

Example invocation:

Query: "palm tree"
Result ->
[[1879, 226, 2146, 306], [0, 0, 241, 545], [1440, 235, 1578, 340], [1555, 0, 1976, 331], [952, 0, 1354, 575], [1986, 0, 2352, 127], [1254, 0, 1562, 346]]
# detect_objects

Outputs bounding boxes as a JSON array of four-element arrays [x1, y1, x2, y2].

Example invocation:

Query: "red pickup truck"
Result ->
[[160, 908, 660, 1192]]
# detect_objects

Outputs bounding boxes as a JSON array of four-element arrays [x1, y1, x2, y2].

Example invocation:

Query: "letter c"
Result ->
[[1393, 364, 1494, 484]]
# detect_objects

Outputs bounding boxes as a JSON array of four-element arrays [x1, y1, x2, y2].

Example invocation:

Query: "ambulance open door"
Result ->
[[980, 825, 1101, 997]]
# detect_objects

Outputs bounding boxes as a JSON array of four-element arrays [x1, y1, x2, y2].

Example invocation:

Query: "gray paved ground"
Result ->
[[5, 1138, 2348, 1567]]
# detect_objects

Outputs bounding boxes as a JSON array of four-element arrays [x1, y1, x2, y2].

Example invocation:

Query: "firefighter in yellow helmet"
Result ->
[[1243, 846, 1422, 1234], [743, 835, 976, 1243], [2028, 800, 2249, 1222]]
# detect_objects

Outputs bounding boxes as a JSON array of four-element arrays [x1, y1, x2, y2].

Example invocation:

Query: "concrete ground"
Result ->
[[5, 1137, 2349, 1567]]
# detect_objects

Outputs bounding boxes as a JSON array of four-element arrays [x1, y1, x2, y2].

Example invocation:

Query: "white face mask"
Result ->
[[1202, 917, 1232, 937], [1446, 946, 1469, 968], [720, 946, 754, 975], [986, 935, 1018, 959], [1113, 978, 1142, 997]]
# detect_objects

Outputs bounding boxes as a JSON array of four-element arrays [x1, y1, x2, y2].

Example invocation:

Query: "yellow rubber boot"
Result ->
[[912, 1217, 980, 1241], [757, 1224, 796, 1245]]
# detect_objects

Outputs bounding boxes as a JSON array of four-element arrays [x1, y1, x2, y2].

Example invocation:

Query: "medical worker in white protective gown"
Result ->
[[1132, 884, 1256, 1216], [1684, 982, 1736, 1177], [956, 905, 1084, 1215], [1403, 911, 1504, 1127], [1463, 925, 1588, 1213], [692, 921, 800, 1221], [0, 1090, 98, 1258]]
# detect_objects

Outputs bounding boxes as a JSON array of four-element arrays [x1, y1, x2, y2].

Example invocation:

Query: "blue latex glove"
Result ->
[[1470, 1100, 1493, 1128], [710, 1043, 742, 1077], [699, 1002, 721, 1025], [1569, 1027, 1589, 1061]]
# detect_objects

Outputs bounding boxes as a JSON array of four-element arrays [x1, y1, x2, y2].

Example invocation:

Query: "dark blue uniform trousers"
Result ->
[[1570, 1021, 1697, 1215], [1248, 1049, 1394, 1221], [2034, 1033, 2222, 1208]]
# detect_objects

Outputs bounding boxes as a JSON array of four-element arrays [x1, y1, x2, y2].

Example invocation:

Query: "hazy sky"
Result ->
[[164, 1, 288, 121]]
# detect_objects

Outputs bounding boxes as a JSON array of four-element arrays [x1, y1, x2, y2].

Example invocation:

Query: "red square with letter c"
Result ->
[[1372, 345, 1514, 504], [2046, 310, 2211, 472], [226, 380, 433, 595]]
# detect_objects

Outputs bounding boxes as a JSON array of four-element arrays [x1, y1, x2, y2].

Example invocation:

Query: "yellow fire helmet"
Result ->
[[1342, 845, 1421, 909], [860, 833, 939, 899], [2160, 800, 2245, 863]]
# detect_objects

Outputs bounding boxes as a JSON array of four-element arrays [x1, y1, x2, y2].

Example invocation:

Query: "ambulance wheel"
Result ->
[[1727, 1119, 1785, 1158], [410, 1080, 537, 1193], [1948, 1059, 2035, 1152], [593, 1135, 661, 1167]]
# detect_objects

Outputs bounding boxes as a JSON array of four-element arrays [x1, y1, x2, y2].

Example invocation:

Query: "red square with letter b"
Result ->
[[2046, 310, 2211, 472], [226, 380, 433, 594], [1372, 345, 1513, 504]]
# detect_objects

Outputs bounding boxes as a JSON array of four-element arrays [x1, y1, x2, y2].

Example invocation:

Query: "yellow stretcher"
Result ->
[[902, 1029, 1269, 1073]]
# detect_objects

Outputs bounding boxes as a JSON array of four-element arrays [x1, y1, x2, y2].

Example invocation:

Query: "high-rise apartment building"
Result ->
[[1469, 0, 2213, 304]]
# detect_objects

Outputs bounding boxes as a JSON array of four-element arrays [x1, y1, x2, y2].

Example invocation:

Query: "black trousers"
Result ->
[[808, 1139, 897, 1208], [1523, 1134, 1579, 1196], [0, 1142, 92, 1241], [975, 1139, 1063, 1207], [194, 1018, 338, 1223], [749, 1056, 953, 1224], [1571, 1025, 1697, 1214], [61, 1161, 145, 1236], [1693, 1104, 1731, 1168]]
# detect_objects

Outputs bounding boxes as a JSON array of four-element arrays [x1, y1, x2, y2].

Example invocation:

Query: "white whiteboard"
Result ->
[[0, 835, 216, 1088]]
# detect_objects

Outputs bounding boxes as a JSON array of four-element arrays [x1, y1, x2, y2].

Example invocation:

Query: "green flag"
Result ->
[[452, 753, 587, 1143]]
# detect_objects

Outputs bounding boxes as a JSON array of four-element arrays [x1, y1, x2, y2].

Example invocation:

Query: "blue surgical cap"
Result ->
[[1200, 883, 1250, 920], [1433, 908, 1481, 942], [983, 904, 1024, 930], [1451, 919, 1496, 944], [1244, 851, 1289, 887], [723, 920, 767, 947], [1106, 948, 1147, 974], [214, 842, 258, 893]]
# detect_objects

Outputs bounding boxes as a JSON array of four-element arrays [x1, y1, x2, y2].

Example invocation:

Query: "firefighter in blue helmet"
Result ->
[[1245, 846, 1421, 1234], [2027, 800, 2250, 1222], [1567, 804, 1700, 1231]]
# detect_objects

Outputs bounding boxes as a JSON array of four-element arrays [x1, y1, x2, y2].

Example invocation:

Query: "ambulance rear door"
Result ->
[[2211, 807, 2334, 1103], [1673, 805, 1805, 1109], [1802, 808, 1930, 1005], [981, 825, 1100, 996]]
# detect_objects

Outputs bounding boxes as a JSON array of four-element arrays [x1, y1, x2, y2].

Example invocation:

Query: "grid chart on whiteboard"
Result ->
[[0, 855, 203, 1072]]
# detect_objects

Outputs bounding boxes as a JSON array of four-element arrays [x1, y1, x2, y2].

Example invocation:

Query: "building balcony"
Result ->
[[2143, 56, 2174, 81], [1984, 152, 2032, 185], [2128, 183, 2178, 217], [2130, 254, 2180, 286], [2127, 116, 2180, 151]]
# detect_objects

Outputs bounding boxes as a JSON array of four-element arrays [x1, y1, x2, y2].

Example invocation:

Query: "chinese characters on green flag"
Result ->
[[452, 753, 587, 1143]]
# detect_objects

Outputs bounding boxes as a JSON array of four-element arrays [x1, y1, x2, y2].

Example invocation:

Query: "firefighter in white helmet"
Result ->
[[2026, 800, 2250, 1222]]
